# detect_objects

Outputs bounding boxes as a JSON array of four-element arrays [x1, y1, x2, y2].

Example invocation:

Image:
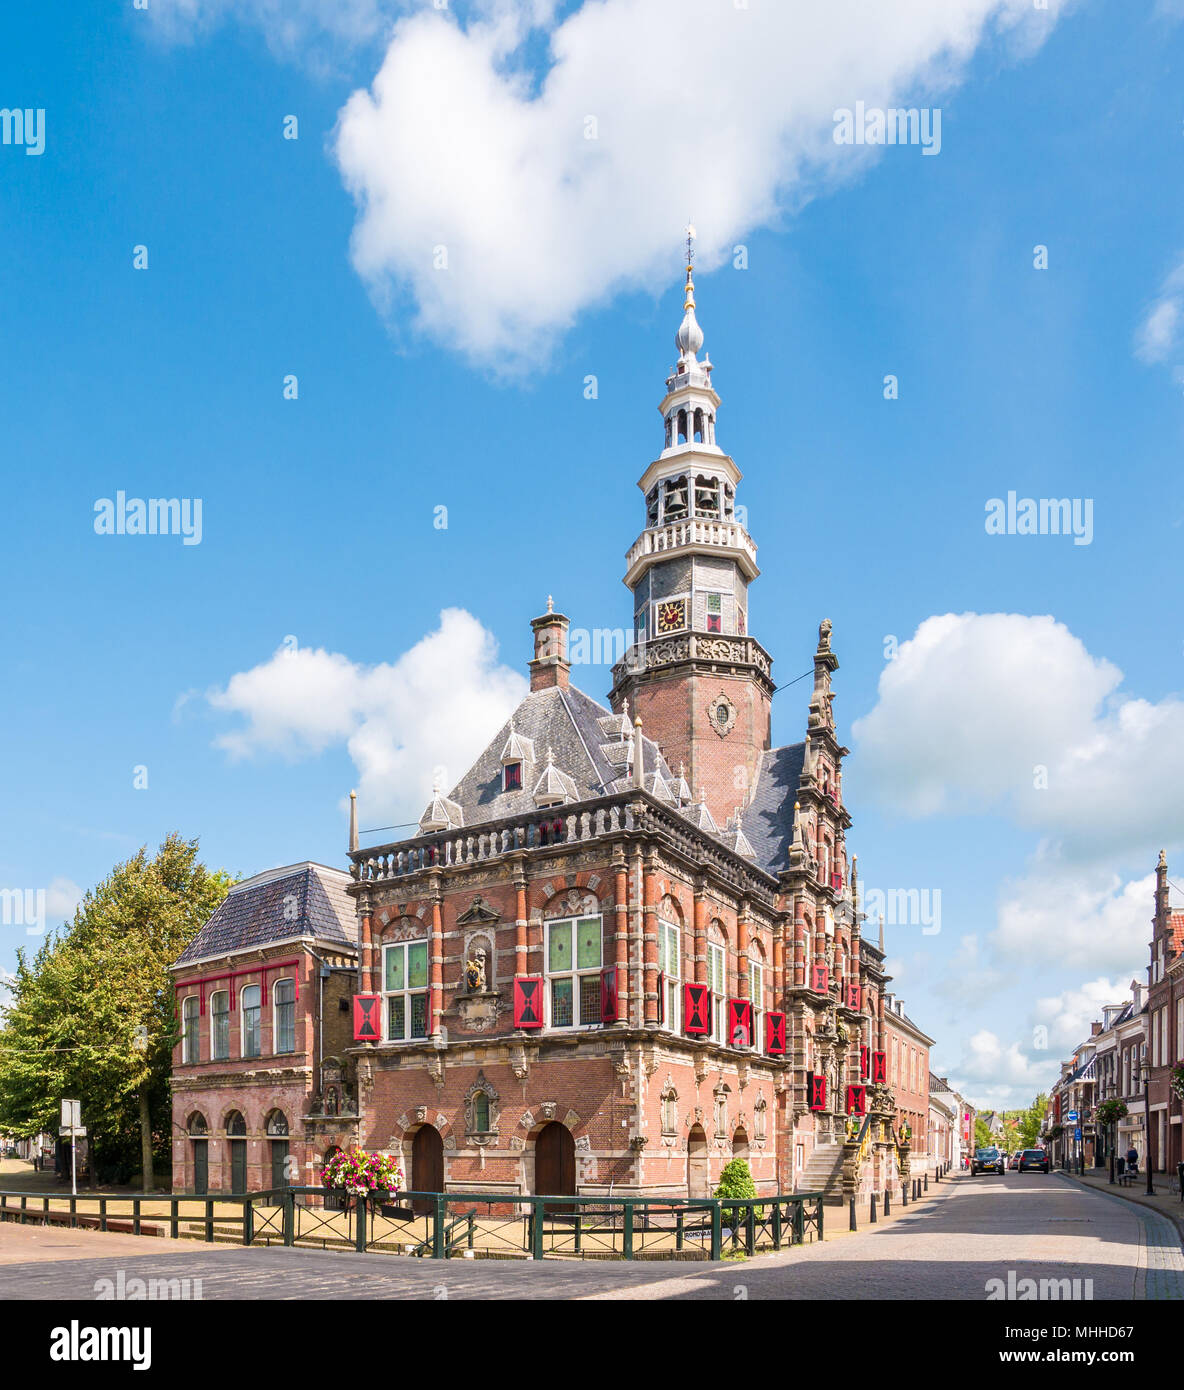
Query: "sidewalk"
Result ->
[[1059, 1165, 1184, 1244]]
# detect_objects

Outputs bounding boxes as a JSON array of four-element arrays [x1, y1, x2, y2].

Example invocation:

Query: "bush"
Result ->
[[715, 1158, 757, 1201]]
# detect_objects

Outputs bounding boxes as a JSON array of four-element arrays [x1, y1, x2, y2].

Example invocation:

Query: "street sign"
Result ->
[[1067, 1110, 1079, 1122], [60, 1099, 81, 1129], [58, 1126, 86, 1138], [1074, 1127, 1083, 1141]]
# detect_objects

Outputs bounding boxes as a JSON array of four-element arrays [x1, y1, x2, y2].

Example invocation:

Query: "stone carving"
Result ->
[[463, 1071, 500, 1143], [457, 895, 500, 924], [574, 1134, 591, 1153], [540, 1101, 556, 1121], [414, 1105, 427, 1124], [384, 919, 428, 943], [464, 949, 487, 993], [707, 692, 738, 738]]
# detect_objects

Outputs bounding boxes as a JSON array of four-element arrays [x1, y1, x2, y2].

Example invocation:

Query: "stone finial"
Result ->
[[349, 790, 358, 854], [632, 715, 645, 791]]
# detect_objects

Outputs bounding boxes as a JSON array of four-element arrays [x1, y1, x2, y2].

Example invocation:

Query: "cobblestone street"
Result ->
[[1, 1172, 1180, 1301]]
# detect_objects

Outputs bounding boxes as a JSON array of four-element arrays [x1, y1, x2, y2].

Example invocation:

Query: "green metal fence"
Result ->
[[0, 1186, 826, 1261]]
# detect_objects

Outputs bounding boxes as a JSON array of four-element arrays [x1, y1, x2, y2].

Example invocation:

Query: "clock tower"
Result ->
[[610, 246, 774, 829]]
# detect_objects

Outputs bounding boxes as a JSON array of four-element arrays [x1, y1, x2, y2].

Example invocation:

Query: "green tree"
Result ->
[[715, 1158, 757, 1200], [0, 835, 232, 1190], [974, 1117, 993, 1149], [1018, 1094, 1049, 1149]]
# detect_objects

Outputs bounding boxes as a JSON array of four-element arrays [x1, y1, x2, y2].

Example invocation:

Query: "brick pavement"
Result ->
[[1, 1170, 1179, 1300]]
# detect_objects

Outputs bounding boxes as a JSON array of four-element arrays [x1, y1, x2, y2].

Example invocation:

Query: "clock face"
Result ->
[[655, 599, 687, 634]]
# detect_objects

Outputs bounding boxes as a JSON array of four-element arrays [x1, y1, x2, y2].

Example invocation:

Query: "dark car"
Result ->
[[1008, 1151, 1022, 1170], [972, 1146, 1006, 1174], [1018, 1148, 1050, 1173]]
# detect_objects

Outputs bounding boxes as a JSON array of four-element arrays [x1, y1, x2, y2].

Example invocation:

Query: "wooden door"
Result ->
[[411, 1125, 444, 1215], [229, 1139, 247, 1195], [535, 1122, 575, 1213], [192, 1141, 208, 1196], [270, 1140, 289, 1190]]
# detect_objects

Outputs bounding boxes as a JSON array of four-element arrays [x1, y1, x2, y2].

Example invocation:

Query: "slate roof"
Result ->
[[445, 684, 675, 826], [743, 742, 806, 875], [173, 862, 356, 969]]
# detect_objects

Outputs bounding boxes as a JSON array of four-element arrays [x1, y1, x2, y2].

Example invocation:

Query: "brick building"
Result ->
[[1146, 850, 1184, 1174], [881, 994, 933, 1168], [171, 258, 926, 1202]]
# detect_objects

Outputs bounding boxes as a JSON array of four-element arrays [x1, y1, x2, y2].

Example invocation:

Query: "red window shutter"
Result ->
[[830, 872, 842, 892], [846, 984, 861, 1011], [847, 1084, 867, 1116], [809, 1075, 827, 1111], [600, 967, 619, 1024], [513, 977, 544, 1029], [352, 994, 381, 1042], [766, 1011, 786, 1055], [684, 982, 710, 1035], [872, 1050, 887, 1084], [727, 998, 753, 1048], [811, 964, 829, 994], [860, 1045, 870, 1079]]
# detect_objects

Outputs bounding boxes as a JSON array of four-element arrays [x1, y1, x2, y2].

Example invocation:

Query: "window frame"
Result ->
[[544, 915, 604, 1031], [658, 919, 681, 1033], [210, 990, 230, 1060], [382, 939, 430, 1043], [181, 995, 200, 1065], [241, 983, 262, 1059], [503, 762, 522, 792], [708, 940, 726, 1045], [273, 977, 296, 1055], [748, 957, 763, 1052]]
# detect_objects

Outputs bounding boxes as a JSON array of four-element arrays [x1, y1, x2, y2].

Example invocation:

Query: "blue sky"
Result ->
[[2, 0, 1183, 1109]]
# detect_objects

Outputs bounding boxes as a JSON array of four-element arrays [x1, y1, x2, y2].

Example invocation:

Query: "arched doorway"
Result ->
[[226, 1111, 247, 1195], [687, 1124, 710, 1199], [535, 1122, 575, 1213], [411, 1125, 444, 1215], [322, 1145, 345, 1210], [733, 1128, 750, 1165], [187, 1114, 209, 1196], [266, 1111, 290, 1189]]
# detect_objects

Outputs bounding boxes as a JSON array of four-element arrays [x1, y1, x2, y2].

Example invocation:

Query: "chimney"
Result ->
[[529, 597, 571, 692], [1090, 1021, 1102, 1037]]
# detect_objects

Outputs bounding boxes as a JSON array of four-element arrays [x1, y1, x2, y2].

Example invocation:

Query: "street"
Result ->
[[1, 1172, 1180, 1300]]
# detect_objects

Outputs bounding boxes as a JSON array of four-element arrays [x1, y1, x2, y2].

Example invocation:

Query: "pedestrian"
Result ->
[[1125, 1145, 1139, 1174]]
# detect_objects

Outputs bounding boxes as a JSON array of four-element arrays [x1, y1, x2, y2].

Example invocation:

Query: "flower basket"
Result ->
[[320, 1147, 405, 1217], [1171, 1065, 1184, 1103]]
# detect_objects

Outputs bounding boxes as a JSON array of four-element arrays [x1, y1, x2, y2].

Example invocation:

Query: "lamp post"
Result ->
[[1143, 1059, 1154, 1196]]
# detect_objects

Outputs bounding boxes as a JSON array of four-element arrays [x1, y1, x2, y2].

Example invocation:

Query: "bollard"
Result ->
[[884, 1189, 891, 1216], [924, 1174, 929, 1192], [849, 1197, 857, 1232], [902, 1181, 908, 1207], [869, 1193, 877, 1223]]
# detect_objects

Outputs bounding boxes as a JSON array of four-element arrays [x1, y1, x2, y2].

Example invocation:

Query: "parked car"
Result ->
[[1018, 1148, 1051, 1173], [972, 1146, 1006, 1174], [1009, 1151, 1022, 1170]]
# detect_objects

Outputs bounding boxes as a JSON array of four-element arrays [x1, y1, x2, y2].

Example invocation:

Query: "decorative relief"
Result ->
[[545, 889, 597, 918], [383, 918, 428, 943], [574, 1134, 591, 1154], [457, 895, 500, 924], [414, 1105, 427, 1125]]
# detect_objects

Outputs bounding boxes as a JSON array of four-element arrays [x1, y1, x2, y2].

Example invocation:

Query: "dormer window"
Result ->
[[503, 762, 522, 792]]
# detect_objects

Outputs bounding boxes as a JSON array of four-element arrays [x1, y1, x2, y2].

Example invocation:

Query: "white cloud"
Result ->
[[955, 1028, 1053, 1093], [995, 862, 1153, 973], [205, 608, 527, 822], [1135, 255, 1184, 364], [46, 878, 83, 926], [327, 0, 1071, 368], [852, 613, 1184, 863], [1032, 974, 1137, 1054]]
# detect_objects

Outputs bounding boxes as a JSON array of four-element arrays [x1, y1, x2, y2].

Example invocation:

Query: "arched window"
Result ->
[[181, 995, 199, 1065], [708, 922, 728, 1045], [241, 984, 261, 1057], [273, 978, 296, 1055], [748, 952, 765, 1051], [225, 1110, 246, 1136], [265, 1110, 289, 1137], [693, 409, 704, 443], [186, 1112, 209, 1137], [677, 409, 688, 444], [474, 1093, 490, 1132], [754, 1097, 768, 1143], [210, 990, 230, 1060], [663, 474, 688, 522]]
